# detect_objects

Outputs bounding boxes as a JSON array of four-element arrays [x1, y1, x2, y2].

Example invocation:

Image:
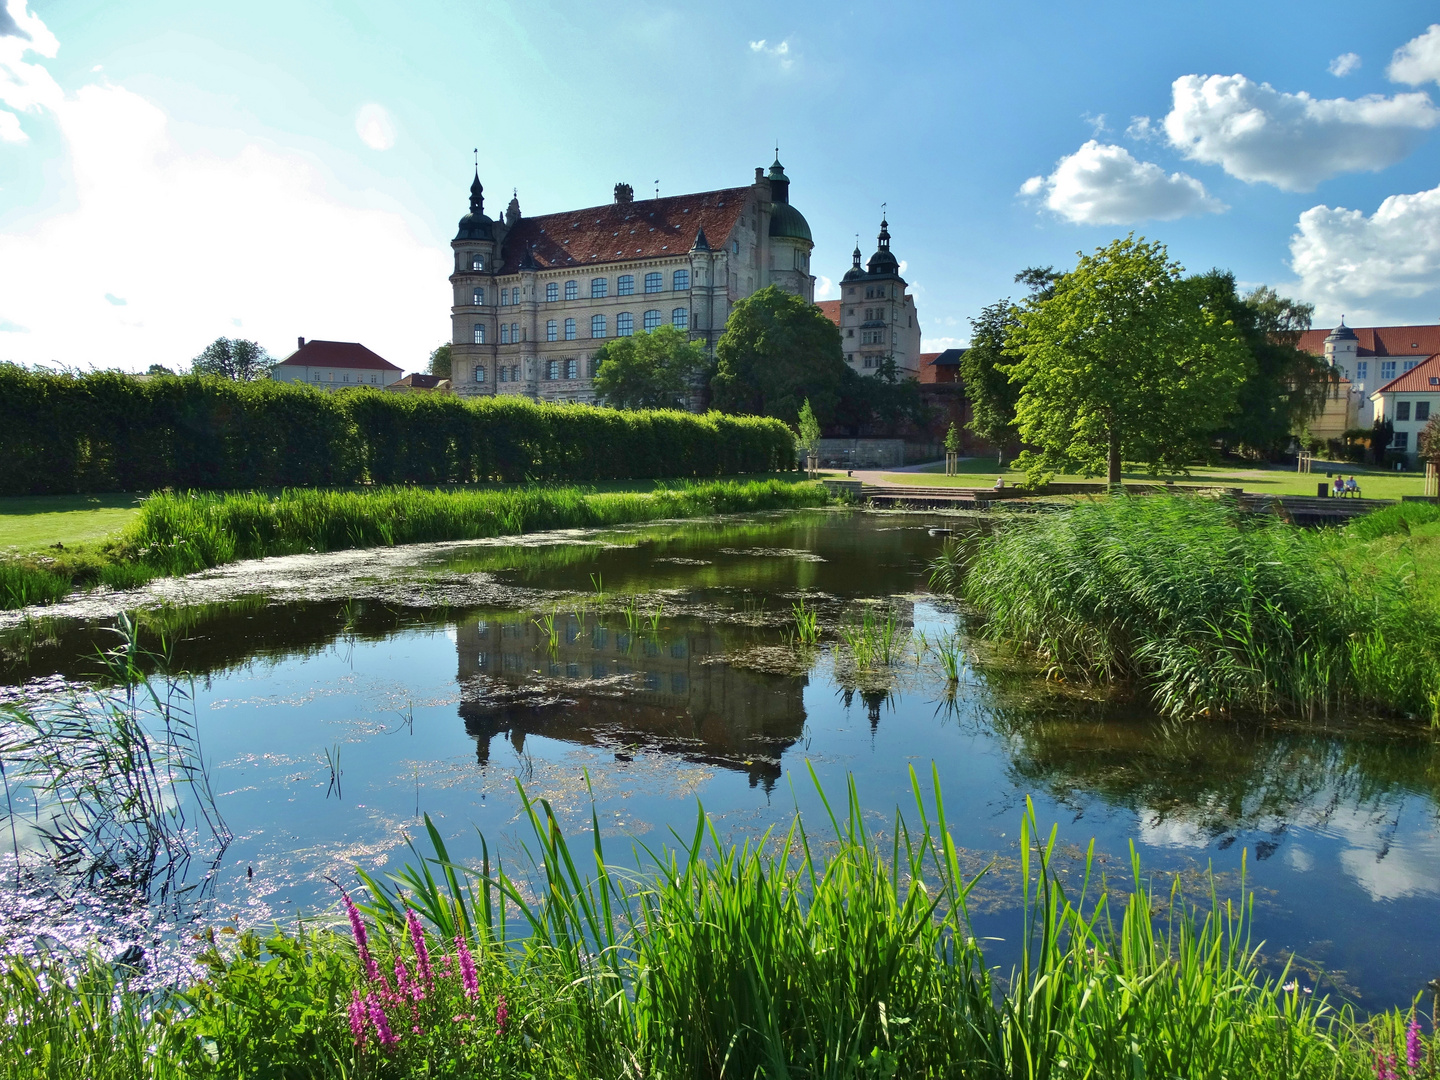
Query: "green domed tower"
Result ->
[[764, 156, 815, 301]]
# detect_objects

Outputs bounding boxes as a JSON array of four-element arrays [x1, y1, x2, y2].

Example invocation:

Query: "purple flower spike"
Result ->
[[349, 989, 367, 1046], [342, 891, 381, 983], [496, 992, 509, 1037], [406, 908, 433, 986], [456, 935, 479, 999], [368, 994, 397, 1047], [1407, 1016, 1422, 1071]]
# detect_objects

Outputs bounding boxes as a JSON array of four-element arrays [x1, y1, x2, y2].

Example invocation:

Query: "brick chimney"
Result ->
[[297, 336, 305, 348]]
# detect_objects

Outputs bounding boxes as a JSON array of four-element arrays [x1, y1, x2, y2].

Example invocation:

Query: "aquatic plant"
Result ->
[[946, 496, 1440, 721], [935, 633, 964, 683], [791, 596, 821, 645], [532, 607, 560, 652], [0, 770, 1435, 1076], [841, 604, 902, 671], [0, 561, 72, 609]]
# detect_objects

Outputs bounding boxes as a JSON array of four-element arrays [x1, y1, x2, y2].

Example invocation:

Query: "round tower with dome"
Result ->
[[834, 215, 922, 379]]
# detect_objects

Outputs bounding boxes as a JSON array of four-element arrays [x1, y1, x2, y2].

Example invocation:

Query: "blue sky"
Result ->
[[1, 0, 1438, 372]]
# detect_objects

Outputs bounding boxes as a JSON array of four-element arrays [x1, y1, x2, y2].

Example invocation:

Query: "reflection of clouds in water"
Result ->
[[1287, 845, 1315, 872], [1136, 812, 1212, 850], [1322, 801, 1440, 901]]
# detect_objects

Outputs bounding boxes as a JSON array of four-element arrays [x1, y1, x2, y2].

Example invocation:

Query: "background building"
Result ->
[[448, 158, 815, 406], [270, 337, 403, 389], [1298, 321, 1440, 439], [832, 218, 921, 380], [1370, 354, 1440, 462]]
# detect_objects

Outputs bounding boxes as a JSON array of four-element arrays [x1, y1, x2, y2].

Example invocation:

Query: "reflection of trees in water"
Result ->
[[455, 611, 808, 790], [974, 666, 1440, 848]]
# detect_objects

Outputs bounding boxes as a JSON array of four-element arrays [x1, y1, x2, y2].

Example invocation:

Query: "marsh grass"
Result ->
[[842, 605, 902, 672], [0, 479, 828, 611], [953, 497, 1440, 721], [0, 769, 1431, 1077], [791, 596, 821, 645]]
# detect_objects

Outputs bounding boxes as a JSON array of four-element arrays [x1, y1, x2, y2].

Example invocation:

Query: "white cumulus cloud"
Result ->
[[814, 274, 836, 300], [1328, 52, 1361, 77], [748, 38, 793, 69], [1389, 24, 1440, 86], [0, 4, 448, 371], [920, 335, 966, 352], [1289, 181, 1440, 321], [354, 103, 395, 150], [1020, 140, 1225, 225], [1162, 73, 1440, 191]]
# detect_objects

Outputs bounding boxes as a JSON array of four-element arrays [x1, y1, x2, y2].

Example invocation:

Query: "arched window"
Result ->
[[473, 323, 485, 344], [591, 314, 607, 338], [474, 364, 486, 382], [472, 287, 483, 305], [644, 272, 662, 293], [546, 319, 558, 342], [671, 308, 689, 330], [643, 309, 661, 331], [500, 324, 510, 344], [470, 253, 483, 270], [564, 317, 577, 341], [672, 269, 689, 291], [591, 278, 608, 299], [616, 312, 634, 337], [565, 280, 578, 300], [617, 275, 634, 296], [546, 281, 559, 302]]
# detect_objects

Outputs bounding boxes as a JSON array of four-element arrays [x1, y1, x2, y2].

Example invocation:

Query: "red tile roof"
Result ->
[[1371, 353, 1440, 395], [816, 300, 841, 325], [1297, 324, 1440, 358], [276, 340, 401, 371], [497, 188, 751, 274]]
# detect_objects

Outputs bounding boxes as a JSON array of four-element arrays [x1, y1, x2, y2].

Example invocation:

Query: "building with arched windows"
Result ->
[[448, 158, 815, 405], [815, 217, 922, 381]]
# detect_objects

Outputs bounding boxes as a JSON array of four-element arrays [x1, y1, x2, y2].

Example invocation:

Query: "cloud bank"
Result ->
[[1020, 140, 1224, 225], [0, 3, 448, 372], [1159, 73, 1440, 191], [1389, 24, 1440, 86]]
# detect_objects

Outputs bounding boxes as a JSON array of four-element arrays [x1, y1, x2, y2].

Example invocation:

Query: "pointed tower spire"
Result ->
[[691, 226, 711, 251], [469, 168, 484, 216]]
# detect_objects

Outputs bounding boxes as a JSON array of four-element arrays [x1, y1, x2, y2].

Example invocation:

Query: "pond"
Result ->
[[2, 508, 1439, 1010]]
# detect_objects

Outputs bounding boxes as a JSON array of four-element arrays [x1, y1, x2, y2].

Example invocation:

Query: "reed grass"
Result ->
[[0, 479, 829, 611], [0, 768, 1431, 1077], [951, 496, 1440, 721]]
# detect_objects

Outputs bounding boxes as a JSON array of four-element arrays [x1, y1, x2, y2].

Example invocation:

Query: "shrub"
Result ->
[[0, 367, 797, 495]]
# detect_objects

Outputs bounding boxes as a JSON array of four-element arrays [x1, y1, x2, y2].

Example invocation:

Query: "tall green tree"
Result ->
[[428, 343, 452, 381], [1008, 236, 1251, 484], [191, 338, 273, 381], [960, 268, 1060, 461], [1188, 274, 1330, 459], [712, 286, 846, 424], [593, 325, 708, 410]]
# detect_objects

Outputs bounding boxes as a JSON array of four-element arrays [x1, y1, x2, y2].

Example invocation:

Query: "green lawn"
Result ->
[[0, 493, 147, 552], [853, 458, 1432, 501]]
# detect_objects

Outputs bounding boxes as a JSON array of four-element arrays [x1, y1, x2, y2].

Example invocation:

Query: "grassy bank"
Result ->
[[0, 772, 1427, 1078], [0, 479, 829, 610], [938, 496, 1440, 721]]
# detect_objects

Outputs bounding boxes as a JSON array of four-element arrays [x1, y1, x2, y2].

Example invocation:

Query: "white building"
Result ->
[[270, 338, 403, 390], [822, 217, 921, 380], [1298, 320, 1440, 438], [1370, 353, 1440, 462], [447, 158, 816, 405]]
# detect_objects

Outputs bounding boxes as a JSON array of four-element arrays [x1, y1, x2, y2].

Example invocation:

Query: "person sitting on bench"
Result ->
[[1333, 476, 1345, 498], [993, 476, 1005, 492], [1344, 476, 1361, 498]]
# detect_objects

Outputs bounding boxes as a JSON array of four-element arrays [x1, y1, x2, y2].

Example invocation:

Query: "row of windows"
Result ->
[[1365, 359, 1424, 383], [308, 372, 382, 385], [1395, 401, 1432, 423], [478, 270, 693, 307], [473, 309, 687, 345], [471, 359, 599, 382]]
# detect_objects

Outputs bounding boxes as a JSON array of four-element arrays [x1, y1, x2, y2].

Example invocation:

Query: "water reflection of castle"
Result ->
[[455, 613, 809, 788]]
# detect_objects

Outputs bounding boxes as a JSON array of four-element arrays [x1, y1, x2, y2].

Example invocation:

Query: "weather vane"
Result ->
[[473, 148, 478, 167]]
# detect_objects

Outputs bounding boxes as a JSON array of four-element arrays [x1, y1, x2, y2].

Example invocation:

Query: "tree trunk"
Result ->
[[1108, 428, 1122, 486]]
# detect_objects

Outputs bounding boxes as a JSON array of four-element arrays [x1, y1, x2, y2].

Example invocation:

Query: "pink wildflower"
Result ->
[[342, 891, 381, 983], [367, 995, 397, 1047], [1408, 1017, 1422, 1071], [456, 935, 479, 999], [394, 955, 412, 996], [349, 989, 367, 1046], [496, 993, 509, 1037], [406, 908, 433, 986]]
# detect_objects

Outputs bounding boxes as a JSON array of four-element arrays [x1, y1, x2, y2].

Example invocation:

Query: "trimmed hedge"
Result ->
[[0, 367, 796, 494]]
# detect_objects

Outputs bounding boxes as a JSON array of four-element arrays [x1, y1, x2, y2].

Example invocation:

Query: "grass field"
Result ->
[[0, 493, 147, 552], [859, 457, 1433, 500]]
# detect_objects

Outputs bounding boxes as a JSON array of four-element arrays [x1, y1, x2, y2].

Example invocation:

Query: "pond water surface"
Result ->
[[2, 509, 1438, 1010]]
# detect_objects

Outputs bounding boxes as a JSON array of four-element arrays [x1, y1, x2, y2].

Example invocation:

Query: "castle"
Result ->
[[447, 159, 816, 404]]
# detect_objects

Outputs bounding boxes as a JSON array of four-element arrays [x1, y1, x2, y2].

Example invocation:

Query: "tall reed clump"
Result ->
[[0, 769, 1431, 1077], [952, 496, 1440, 721], [113, 479, 829, 578]]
